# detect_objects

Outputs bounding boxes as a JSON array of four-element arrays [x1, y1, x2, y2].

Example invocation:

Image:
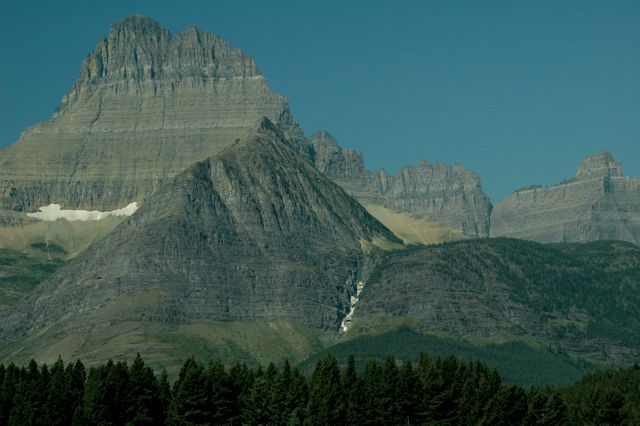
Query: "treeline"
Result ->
[[0, 353, 638, 425]]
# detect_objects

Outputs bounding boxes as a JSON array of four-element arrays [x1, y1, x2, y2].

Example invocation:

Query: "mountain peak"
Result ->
[[1, 16, 302, 212], [576, 151, 623, 179], [310, 130, 338, 146], [70, 15, 259, 100], [111, 14, 161, 32]]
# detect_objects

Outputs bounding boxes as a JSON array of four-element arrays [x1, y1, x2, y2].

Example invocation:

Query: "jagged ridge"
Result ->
[[309, 130, 493, 240]]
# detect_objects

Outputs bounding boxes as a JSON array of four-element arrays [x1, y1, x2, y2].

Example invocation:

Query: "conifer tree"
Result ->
[[242, 375, 273, 425], [480, 384, 528, 426], [128, 353, 163, 425], [158, 369, 173, 421], [397, 361, 421, 425], [305, 354, 343, 426], [0, 364, 5, 426], [340, 355, 358, 424], [206, 359, 234, 424], [380, 355, 400, 424], [81, 360, 131, 425], [286, 367, 309, 426], [167, 357, 212, 425], [68, 359, 86, 425], [1, 364, 20, 425], [359, 358, 384, 426], [44, 358, 76, 426], [9, 360, 49, 426], [541, 390, 568, 425], [227, 362, 254, 425]]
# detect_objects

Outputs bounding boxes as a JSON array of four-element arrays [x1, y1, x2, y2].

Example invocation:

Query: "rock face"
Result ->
[[491, 152, 640, 244], [309, 131, 492, 241], [0, 15, 307, 212], [0, 119, 399, 352], [0, 14, 490, 247]]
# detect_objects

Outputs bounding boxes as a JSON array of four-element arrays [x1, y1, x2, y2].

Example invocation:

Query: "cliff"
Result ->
[[491, 152, 640, 244], [0, 16, 307, 213], [310, 131, 493, 241]]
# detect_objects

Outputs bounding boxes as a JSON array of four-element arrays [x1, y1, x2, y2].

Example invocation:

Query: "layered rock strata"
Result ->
[[491, 152, 640, 244], [309, 131, 493, 240], [0, 15, 306, 212], [0, 119, 400, 347]]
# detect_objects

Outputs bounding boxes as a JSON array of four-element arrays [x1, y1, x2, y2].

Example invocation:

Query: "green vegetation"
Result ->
[[299, 327, 598, 386], [354, 238, 640, 365], [29, 242, 67, 255], [0, 248, 66, 308], [0, 354, 637, 425]]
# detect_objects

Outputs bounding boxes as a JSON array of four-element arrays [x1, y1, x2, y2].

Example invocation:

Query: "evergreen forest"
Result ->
[[0, 353, 638, 425]]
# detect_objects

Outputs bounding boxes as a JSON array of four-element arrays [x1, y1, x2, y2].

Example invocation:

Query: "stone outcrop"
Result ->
[[0, 15, 307, 213], [491, 152, 640, 244], [309, 131, 493, 241], [0, 119, 400, 350]]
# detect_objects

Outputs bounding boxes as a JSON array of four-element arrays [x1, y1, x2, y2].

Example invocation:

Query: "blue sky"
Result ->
[[1, 0, 638, 202]]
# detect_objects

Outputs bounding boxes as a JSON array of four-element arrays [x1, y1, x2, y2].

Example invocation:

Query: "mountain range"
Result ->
[[0, 16, 638, 383]]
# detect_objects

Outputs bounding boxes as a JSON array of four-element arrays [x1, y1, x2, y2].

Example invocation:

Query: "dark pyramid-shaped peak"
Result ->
[[182, 118, 397, 243], [1, 119, 400, 356]]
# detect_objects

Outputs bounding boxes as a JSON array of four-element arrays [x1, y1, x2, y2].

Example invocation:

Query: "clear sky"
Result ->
[[1, 0, 638, 202]]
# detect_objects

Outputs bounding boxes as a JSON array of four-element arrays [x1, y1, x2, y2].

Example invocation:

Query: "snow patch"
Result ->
[[341, 281, 365, 332], [27, 202, 138, 222]]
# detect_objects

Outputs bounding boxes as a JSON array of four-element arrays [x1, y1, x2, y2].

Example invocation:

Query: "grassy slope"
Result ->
[[4, 317, 334, 378], [0, 246, 66, 309]]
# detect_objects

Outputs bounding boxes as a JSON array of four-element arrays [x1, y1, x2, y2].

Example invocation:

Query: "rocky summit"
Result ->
[[0, 119, 400, 367], [491, 152, 640, 244], [0, 15, 306, 213], [309, 131, 492, 242]]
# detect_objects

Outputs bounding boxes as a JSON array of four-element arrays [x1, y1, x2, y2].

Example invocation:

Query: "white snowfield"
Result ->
[[27, 202, 138, 222]]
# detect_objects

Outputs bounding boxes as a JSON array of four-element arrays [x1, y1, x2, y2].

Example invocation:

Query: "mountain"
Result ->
[[309, 131, 492, 242], [1, 15, 638, 384], [491, 152, 640, 244], [0, 15, 307, 214], [0, 119, 400, 369], [0, 15, 494, 257], [346, 238, 640, 367]]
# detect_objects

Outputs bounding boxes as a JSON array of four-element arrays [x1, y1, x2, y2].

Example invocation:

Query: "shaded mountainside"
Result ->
[[348, 238, 640, 367], [0, 15, 307, 213], [492, 152, 640, 245], [0, 119, 399, 368], [309, 131, 492, 242]]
